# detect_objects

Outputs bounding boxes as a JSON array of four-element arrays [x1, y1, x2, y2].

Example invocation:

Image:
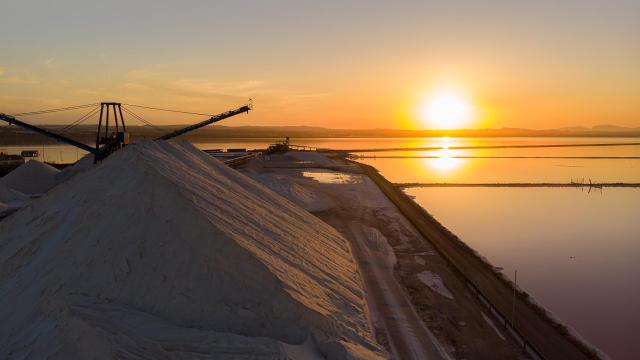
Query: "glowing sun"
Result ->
[[420, 90, 473, 130]]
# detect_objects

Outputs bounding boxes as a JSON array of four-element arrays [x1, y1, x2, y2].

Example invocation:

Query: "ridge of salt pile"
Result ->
[[0, 141, 384, 359], [0, 183, 30, 204], [0, 184, 30, 215], [0, 159, 60, 195], [55, 153, 96, 184]]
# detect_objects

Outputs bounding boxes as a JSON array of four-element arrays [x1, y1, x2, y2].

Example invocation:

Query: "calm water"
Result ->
[[405, 187, 640, 359], [3, 136, 638, 164], [3, 137, 639, 357]]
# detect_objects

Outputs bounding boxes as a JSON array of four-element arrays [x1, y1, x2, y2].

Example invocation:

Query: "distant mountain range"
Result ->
[[557, 124, 640, 132], [1, 124, 639, 146]]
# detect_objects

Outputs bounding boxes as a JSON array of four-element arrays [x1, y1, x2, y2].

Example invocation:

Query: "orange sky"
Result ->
[[1, 1, 638, 129]]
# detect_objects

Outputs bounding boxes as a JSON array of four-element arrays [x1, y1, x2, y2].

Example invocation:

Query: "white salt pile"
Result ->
[[0, 159, 60, 195], [55, 153, 96, 184], [0, 140, 384, 359], [248, 173, 336, 212]]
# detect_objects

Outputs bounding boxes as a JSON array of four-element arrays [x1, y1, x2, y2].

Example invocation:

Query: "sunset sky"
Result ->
[[1, 0, 638, 129]]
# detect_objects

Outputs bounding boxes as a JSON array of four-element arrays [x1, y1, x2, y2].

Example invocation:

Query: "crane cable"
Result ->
[[8, 102, 247, 135], [58, 106, 102, 135], [11, 103, 99, 117], [121, 106, 164, 133], [122, 103, 218, 117]]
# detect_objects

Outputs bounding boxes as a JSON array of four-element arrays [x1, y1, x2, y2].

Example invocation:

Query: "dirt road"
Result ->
[[323, 214, 451, 360]]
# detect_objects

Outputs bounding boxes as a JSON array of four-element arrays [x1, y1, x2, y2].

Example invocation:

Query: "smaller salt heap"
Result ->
[[0, 160, 60, 195], [0, 184, 30, 215], [0, 141, 384, 359], [0, 183, 29, 204]]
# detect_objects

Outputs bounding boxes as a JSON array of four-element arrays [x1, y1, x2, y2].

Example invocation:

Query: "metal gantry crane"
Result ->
[[0, 101, 251, 162]]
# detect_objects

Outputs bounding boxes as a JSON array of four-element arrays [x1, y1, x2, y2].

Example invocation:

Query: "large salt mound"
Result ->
[[0, 141, 383, 359], [0, 160, 60, 195]]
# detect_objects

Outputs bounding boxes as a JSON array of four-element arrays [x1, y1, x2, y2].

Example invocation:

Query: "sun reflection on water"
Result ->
[[425, 137, 467, 174]]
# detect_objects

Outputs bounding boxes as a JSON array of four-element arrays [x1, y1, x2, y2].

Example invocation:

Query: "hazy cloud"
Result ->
[[123, 69, 265, 102], [171, 79, 265, 99], [44, 57, 57, 68], [0, 69, 40, 85]]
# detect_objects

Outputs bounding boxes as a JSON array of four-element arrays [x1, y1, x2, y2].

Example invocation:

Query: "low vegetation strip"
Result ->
[[356, 161, 603, 360]]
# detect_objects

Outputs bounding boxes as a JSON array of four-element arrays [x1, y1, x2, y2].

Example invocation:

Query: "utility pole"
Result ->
[[512, 270, 518, 328]]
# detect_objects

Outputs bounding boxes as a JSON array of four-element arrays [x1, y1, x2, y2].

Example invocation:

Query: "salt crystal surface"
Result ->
[[55, 152, 95, 184], [0, 141, 384, 359], [248, 173, 336, 212], [0, 159, 60, 195]]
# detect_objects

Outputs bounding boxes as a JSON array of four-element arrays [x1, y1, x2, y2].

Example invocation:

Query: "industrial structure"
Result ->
[[0, 102, 251, 163]]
